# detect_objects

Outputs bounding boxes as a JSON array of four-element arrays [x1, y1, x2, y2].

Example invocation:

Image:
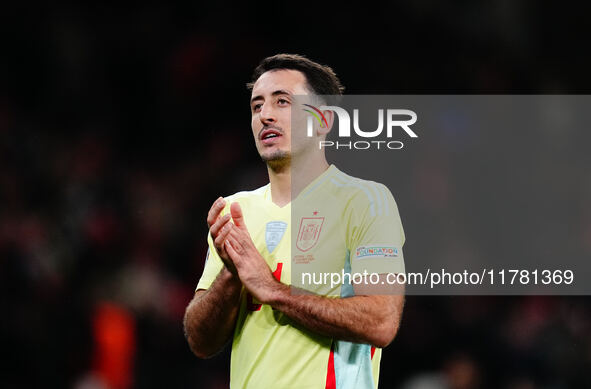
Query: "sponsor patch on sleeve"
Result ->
[[354, 245, 399, 260]]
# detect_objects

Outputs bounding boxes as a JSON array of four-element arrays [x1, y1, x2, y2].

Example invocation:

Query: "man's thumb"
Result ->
[[230, 202, 246, 229]]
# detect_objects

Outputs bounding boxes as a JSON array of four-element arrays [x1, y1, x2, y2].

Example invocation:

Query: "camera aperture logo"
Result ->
[[303, 104, 418, 150], [303, 104, 329, 129]]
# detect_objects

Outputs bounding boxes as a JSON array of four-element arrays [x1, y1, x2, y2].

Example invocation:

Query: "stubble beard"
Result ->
[[261, 149, 291, 172]]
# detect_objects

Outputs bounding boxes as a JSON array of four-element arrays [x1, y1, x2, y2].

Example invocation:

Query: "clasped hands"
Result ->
[[207, 197, 281, 304]]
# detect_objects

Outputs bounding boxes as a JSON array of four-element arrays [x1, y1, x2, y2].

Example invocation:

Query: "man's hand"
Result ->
[[219, 202, 404, 349], [224, 202, 279, 303], [207, 197, 237, 275]]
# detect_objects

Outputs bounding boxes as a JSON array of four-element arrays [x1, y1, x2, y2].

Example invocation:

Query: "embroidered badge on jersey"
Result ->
[[296, 217, 324, 252], [265, 221, 287, 253]]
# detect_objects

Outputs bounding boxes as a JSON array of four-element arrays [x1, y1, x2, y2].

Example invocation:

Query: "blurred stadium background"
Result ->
[[1, 2, 590, 388]]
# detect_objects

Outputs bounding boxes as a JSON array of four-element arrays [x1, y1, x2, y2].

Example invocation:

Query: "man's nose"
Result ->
[[260, 102, 276, 124]]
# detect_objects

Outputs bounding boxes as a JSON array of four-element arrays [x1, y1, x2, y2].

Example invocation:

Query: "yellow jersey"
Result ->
[[196, 164, 405, 388]]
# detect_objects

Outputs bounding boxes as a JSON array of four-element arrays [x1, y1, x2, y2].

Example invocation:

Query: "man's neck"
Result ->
[[267, 154, 329, 207]]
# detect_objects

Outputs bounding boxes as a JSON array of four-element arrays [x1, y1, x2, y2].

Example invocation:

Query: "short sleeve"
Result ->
[[347, 183, 406, 276], [195, 232, 225, 290]]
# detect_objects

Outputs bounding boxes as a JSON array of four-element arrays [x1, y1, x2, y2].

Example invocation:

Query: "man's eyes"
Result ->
[[252, 98, 290, 112]]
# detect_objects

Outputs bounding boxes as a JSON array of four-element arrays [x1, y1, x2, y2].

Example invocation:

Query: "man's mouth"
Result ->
[[260, 129, 282, 143]]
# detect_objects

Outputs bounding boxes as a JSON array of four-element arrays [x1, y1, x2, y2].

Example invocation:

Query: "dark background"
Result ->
[[1, 2, 590, 388]]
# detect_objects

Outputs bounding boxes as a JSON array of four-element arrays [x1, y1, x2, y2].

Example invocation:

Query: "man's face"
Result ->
[[250, 69, 312, 165]]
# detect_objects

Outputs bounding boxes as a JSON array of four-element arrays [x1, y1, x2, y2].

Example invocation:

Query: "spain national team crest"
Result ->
[[296, 217, 324, 252]]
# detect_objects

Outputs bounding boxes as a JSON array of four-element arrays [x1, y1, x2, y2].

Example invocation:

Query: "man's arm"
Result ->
[[267, 278, 404, 348], [183, 197, 242, 358], [224, 202, 405, 349], [183, 267, 242, 358]]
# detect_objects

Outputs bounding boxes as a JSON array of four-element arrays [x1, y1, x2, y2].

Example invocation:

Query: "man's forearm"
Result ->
[[183, 267, 242, 358], [266, 282, 404, 348]]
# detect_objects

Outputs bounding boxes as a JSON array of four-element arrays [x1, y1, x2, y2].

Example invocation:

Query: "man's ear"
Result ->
[[317, 109, 334, 136]]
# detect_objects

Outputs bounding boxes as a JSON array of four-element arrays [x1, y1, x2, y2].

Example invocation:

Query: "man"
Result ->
[[183, 54, 406, 389]]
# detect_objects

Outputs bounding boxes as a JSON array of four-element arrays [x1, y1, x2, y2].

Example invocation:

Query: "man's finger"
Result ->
[[210, 213, 231, 238], [224, 239, 239, 260], [226, 235, 244, 256], [207, 197, 226, 228], [214, 221, 233, 247], [230, 202, 247, 230]]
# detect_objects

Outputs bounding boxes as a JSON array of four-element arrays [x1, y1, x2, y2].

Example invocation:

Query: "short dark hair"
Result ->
[[246, 54, 345, 96]]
